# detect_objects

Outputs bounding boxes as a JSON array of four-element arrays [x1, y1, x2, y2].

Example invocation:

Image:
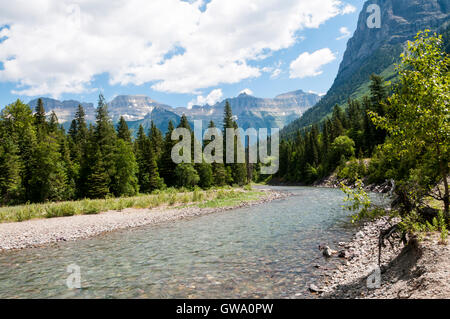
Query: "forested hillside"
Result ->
[[0, 96, 251, 206]]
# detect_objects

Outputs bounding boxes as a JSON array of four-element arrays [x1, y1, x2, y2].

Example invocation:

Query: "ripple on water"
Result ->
[[0, 187, 389, 299]]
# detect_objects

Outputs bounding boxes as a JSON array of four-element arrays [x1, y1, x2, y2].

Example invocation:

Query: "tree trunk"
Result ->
[[443, 171, 449, 216], [437, 144, 449, 216]]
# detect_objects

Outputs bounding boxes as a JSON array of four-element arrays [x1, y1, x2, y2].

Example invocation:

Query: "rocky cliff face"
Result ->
[[107, 95, 173, 122], [282, 0, 449, 138], [28, 98, 96, 124], [339, 0, 449, 83]]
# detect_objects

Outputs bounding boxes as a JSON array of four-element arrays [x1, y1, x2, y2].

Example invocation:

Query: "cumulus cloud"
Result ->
[[341, 4, 356, 14], [188, 88, 223, 108], [337, 26, 351, 40], [289, 48, 336, 79], [262, 61, 282, 79], [270, 68, 282, 79], [0, 0, 355, 97]]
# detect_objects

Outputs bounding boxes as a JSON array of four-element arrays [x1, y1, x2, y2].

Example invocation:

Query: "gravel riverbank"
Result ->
[[0, 190, 289, 252], [313, 217, 450, 299]]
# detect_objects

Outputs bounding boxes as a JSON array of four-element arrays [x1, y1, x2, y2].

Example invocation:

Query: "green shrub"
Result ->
[[192, 187, 204, 202], [168, 193, 177, 206], [45, 203, 77, 218], [15, 206, 33, 222], [83, 202, 101, 215]]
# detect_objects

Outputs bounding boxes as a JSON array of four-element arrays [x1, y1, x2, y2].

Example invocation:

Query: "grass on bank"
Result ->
[[197, 189, 263, 208], [0, 186, 265, 223]]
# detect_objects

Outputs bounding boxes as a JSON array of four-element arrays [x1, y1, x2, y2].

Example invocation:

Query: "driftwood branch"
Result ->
[[378, 224, 407, 266]]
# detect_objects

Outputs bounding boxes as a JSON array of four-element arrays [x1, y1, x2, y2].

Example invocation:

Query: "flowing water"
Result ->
[[0, 187, 388, 298]]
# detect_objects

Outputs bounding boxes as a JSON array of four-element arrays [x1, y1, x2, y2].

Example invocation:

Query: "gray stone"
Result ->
[[309, 284, 324, 293]]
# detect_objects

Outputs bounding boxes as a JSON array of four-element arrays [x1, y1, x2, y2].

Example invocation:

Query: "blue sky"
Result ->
[[0, 0, 364, 109]]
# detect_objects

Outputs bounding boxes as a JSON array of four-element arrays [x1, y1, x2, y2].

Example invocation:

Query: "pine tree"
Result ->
[[135, 125, 150, 192], [178, 114, 191, 131], [175, 114, 200, 186], [159, 121, 177, 187], [0, 131, 23, 205], [206, 120, 226, 186], [68, 119, 78, 141], [86, 148, 110, 199], [223, 101, 234, 130], [1, 100, 37, 202], [71, 105, 89, 198], [78, 124, 95, 198], [331, 105, 344, 140], [135, 125, 163, 193], [117, 116, 131, 143], [147, 146, 163, 192], [368, 74, 388, 146], [231, 122, 247, 185], [92, 94, 117, 193], [30, 133, 69, 202], [58, 132, 76, 200], [306, 125, 320, 167], [112, 139, 139, 196], [149, 121, 163, 159], [48, 111, 59, 133], [222, 102, 247, 185], [69, 105, 88, 164], [34, 98, 47, 139], [75, 105, 88, 142], [321, 120, 331, 164]]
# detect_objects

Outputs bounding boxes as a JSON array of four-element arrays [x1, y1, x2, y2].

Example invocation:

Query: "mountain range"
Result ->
[[281, 0, 450, 138], [28, 89, 321, 134], [28, 0, 449, 138]]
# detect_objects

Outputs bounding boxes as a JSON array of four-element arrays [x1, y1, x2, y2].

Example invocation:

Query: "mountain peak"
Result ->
[[237, 92, 254, 98], [275, 89, 310, 99]]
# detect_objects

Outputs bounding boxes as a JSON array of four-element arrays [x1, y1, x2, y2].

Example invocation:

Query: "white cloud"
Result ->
[[0, 0, 355, 97], [289, 48, 336, 79], [270, 68, 282, 79], [262, 61, 282, 78], [337, 26, 351, 40], [239, 88, 253, 96], [308, 90, 326, 96], [341, 4, 356, 14], [188, 88, 223, 108]]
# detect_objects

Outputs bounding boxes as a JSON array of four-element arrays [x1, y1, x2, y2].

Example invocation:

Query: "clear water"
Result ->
[[0, 187, 387, 299]]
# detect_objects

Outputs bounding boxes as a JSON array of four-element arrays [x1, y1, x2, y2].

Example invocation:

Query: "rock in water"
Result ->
[[309, 284, 323, 293], [322, 246, 336, 258]]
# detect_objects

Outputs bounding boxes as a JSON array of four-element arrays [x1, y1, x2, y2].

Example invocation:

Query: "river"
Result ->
[[0, 186, 388, 298]]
